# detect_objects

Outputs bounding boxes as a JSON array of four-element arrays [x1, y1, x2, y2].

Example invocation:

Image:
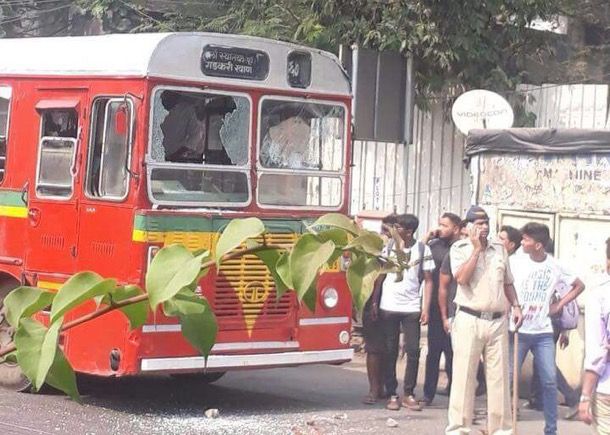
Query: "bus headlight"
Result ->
[[321, 287, 339, 309]]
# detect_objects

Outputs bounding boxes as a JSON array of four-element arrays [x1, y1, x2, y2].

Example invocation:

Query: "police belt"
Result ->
[[458, 306, 504, 320]]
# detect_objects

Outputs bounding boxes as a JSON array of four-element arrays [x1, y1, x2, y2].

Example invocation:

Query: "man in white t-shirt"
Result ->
[[579, 237, 610, 433], [509, 222, 585, 435], [379, 213, 435, 411]]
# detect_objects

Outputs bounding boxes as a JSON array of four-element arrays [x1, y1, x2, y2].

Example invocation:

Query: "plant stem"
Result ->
[[0, 244, 286, 358]]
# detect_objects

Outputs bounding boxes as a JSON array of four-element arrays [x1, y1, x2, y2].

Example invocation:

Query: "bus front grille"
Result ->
[[212, 233, 297, 328]]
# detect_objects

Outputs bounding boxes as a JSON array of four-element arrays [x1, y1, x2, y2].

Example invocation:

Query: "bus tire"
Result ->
[[0, 275, 31, 392], [171, 371, 226, 384]]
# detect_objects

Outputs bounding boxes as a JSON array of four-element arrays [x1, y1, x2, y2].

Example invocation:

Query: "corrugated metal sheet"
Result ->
[[350, 102, 472, 232], [517, 84, 609, 128], [350, 84, 610, 232]]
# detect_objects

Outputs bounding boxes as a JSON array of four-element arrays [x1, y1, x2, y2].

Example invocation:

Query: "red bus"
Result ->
[[0, 33, 353, 390]]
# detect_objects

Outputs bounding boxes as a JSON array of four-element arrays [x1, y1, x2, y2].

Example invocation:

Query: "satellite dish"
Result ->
[[451, 89, 514, 135]]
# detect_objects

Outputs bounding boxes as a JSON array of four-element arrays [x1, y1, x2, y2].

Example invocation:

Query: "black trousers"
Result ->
[[423, 313, 453, 400], [381, 310, 421, 396]]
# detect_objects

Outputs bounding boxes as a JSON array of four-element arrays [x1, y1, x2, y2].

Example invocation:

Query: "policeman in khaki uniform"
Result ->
[[445, 206, 523, 435]]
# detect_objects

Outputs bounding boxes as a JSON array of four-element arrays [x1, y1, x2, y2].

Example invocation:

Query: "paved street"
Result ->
[[0, 352, 591, 435]]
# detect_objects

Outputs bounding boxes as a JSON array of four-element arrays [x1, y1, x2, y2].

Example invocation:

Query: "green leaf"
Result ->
[[345, 230, 384, 256], [14, 318, 79, 401], [146, 245, 207, 311], [113, 285, 148, 330], [302, 283, 317, 312], [275, 252, 293, 294], [50, 272, 112, 323], [215, 217, 266, 264], [163, 291, 218, 357], [3, 286, 55, 327], [315, 229, 348, 266], [315, 228, 348, 247], [45, 346, 80, 402], [36, 318, 62, 390], [15, 318, 44, 388], [253, 247, 289, 298], [347, 255, 382, 312], [289, 234, 335, 300], [309, 213, 360, 236]]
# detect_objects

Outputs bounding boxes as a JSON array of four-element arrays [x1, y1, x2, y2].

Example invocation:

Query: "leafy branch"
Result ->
[[0, 213, 408, 401]]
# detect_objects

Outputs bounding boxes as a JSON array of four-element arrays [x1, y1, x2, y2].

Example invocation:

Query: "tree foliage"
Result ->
[[0, 0, 581, 96], [0, 214, 408, 400]]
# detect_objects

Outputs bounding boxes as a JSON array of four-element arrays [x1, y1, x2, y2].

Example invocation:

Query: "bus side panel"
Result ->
[[62, 78, 150, 377], [0, 80, 32, 279]]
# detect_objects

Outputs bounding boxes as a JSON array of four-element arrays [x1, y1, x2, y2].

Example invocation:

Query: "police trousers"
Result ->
[[445, 310, 513, 435]]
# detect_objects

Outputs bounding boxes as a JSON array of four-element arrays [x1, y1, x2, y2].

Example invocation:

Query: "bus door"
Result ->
[[76, 96, 136, 278], [26, 92, 87, 275]]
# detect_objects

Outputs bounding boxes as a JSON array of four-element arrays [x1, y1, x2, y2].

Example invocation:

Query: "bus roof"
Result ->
[[0, 32, 351, 96]]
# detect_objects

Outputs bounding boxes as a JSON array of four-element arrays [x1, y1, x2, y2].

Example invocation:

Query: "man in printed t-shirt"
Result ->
[[509, 222, 585, 435]]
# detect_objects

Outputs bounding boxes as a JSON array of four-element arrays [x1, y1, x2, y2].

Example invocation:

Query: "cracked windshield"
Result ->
[[149, 89, 250, 204], [258, 99, 345, 207]]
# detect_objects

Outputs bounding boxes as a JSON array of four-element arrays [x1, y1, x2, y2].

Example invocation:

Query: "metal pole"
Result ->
[[512, 331, 519, 435]]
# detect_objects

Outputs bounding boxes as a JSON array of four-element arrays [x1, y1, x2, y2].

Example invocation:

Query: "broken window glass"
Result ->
[[148, 88, 250, 205], [258, 98, 345, 208], [259, 100, 344, 171]]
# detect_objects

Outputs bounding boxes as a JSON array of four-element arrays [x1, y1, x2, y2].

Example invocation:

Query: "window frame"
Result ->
[[256, 95, 347, 210], [0, 85, 13, 185], [35, 109, 79, 201], [84, 96, 135, 202], [146, 85, 253, 208]]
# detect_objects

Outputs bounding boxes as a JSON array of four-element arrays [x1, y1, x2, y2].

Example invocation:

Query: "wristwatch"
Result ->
[[580, 395, 592, 403]]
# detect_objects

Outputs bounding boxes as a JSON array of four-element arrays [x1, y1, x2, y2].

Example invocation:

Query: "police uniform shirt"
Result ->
[[449, 239, 513, 313]]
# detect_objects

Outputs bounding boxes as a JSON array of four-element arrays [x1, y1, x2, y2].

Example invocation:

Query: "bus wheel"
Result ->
[[171, 371, 226, 384], [0, 276, 31, 392]]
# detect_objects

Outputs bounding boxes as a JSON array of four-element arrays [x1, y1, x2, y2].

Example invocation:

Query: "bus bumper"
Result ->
[[140, 348, 354, 373]]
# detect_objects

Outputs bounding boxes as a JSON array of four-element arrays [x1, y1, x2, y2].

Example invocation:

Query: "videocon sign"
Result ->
[[451, 89, 514, 135]]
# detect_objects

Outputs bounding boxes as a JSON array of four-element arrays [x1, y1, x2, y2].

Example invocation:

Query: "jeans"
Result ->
[[510, 332, 558, 435], [381, 310, 421, 396], [424, 311, 453, 401], [531, 331, 579, 407]]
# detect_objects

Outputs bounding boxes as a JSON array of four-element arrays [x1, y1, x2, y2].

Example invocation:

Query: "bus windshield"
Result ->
[[148, 87, 250, 206], [258, 98, 345, 208]]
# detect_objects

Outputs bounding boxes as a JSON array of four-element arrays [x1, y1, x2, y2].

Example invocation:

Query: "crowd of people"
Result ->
[[360, 204, 610, 435]]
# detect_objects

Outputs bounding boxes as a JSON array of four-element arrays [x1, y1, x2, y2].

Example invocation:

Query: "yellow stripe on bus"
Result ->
[[0, 205, 27, 218], [37, 281, 63, 292]]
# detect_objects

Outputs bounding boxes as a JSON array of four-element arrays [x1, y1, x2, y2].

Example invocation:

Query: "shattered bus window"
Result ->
[[149, 88, 250, 205], [258, 99, 345, 208]]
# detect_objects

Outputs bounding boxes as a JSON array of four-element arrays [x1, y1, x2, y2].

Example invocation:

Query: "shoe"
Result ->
[[386, 395, 401, 411], [402, 395, 422, 411], [564, 405, 579, 420], [418, 396, 432, 406]]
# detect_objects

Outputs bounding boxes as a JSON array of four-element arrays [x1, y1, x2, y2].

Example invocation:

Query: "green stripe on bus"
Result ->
[[0, 189, 26, 207], [133, 214, 307, 234]]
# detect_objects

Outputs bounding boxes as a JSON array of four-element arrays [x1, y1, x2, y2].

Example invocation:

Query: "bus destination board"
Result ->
[[201, 45, 269, 80]]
